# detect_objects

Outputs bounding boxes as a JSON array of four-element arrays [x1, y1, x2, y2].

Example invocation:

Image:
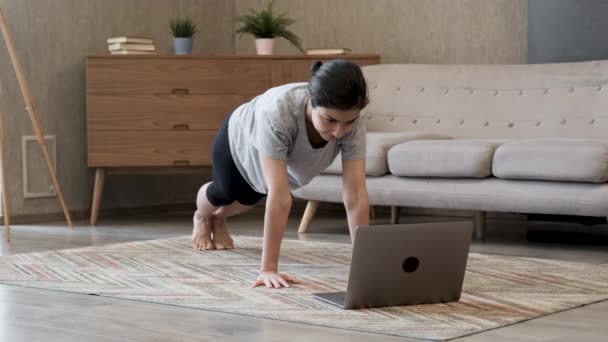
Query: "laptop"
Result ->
[[313, 221, 474, 310]]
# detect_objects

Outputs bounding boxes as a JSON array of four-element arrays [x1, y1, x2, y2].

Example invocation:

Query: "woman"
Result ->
[[192, 59, 370, 289]]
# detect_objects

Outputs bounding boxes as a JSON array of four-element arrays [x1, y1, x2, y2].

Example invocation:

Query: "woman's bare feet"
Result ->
[[211, 214, 235, 250], [192, 211, 215, 251]]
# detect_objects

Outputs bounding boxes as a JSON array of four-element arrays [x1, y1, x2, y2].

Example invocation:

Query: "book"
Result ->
[[305, 48, 352, 55], [108, 43, 156, 52], [107, 36, 154, 45], [110, 50, 157, 55]]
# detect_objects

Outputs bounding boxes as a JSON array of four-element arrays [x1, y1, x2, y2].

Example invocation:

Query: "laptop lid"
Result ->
[[343, 221, 473, 309]]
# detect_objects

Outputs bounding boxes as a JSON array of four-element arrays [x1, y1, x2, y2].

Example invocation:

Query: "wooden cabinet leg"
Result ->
[[90, 168, 106, 226], [391, 206, 401, 224], [298, 200, 320, 233]]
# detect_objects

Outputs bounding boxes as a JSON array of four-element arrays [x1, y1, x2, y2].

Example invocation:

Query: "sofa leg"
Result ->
[[370, 206, 376, 220], [474, 211, 487, 240], [391, 206, 401, 224], [298, 200, 320, 233]]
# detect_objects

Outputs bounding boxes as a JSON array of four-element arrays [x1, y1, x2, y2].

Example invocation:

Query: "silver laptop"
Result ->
[[313, 221, 474, 310]]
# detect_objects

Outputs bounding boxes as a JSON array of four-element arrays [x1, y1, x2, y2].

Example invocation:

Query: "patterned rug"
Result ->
[[1, 236, 607, 341]]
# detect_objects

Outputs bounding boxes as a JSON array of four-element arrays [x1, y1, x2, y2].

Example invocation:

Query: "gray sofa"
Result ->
[[293, 61, 608, 239]]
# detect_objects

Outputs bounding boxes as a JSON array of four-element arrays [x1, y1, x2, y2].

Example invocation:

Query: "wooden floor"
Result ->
[[1, 209, 607, 342]]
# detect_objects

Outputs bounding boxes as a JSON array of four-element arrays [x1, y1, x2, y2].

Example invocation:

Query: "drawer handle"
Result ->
[[173, 160, 190, 167], [172, 124, 190, 130], [171, 88, 189, 95]]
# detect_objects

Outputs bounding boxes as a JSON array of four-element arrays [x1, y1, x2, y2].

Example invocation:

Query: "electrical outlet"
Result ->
[[22, 135, 57, 198]]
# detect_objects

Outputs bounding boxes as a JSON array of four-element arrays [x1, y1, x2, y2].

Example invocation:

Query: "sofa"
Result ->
[[292, 60, 608, 239]]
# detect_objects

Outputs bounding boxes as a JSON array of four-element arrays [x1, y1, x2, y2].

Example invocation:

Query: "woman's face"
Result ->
[[310, 106, 361, 142]]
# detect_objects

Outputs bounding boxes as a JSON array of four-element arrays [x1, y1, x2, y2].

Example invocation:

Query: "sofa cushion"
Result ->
[[292, 175, 608, 218], [388, 140, 504, 178], [323, 131, 449, 176], [493, 139, 608, 183]]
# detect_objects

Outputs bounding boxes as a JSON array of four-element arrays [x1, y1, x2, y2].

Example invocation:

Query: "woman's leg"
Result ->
[[193, 182, 260, 250], [194, 112, 264, 250], [211, 201, 257, 249], [192, 182, 219, 251]]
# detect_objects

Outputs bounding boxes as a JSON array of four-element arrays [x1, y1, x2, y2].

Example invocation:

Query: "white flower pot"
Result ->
[[255, 38, 275, 55]]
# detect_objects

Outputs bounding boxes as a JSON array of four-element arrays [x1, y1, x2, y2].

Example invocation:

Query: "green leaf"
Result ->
[[170, 17, 197, 38]]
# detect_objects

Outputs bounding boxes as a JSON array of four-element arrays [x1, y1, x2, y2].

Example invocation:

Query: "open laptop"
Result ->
[[313, 221, 474, 310]]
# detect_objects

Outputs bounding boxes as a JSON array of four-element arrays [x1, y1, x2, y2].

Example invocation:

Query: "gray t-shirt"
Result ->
[[228, 83, 366, 194]]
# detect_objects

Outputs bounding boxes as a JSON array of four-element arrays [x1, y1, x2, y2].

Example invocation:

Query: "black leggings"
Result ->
[[206, 115, 266, 207]]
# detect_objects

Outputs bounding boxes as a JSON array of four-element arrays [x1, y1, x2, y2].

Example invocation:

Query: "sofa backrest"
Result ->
[[362, 60, 608, 139]]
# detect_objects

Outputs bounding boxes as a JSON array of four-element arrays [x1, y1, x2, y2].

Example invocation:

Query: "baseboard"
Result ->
[[528, 214, 607, 225], [1, 211, 91, 225], [397, 207, 528, 220], [0, 198, 314, 225], [0, 203, 197, 225], [0, 199, 527, 225]]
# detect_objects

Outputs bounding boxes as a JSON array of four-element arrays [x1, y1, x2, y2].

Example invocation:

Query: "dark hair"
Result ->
[[308, 59, 369, 110]]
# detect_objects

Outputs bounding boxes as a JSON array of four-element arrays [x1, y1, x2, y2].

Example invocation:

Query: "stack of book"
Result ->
[[305, 48, 351, 55], [107, 36, 156, 55]]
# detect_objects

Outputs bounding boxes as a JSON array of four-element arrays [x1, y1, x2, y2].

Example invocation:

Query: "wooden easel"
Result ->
[[0, 4, 73, 242], [0, 108, 9, 241]]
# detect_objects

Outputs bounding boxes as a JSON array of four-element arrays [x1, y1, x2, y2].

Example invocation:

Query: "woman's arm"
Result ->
[[252, 154, 300, 288], [342, 159, 370, 242]]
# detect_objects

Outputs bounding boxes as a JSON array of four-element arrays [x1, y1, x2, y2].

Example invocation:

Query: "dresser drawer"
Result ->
[[87, 94, 251, 131], [87, 58, 271, 95], [88, 131, 216, 167]]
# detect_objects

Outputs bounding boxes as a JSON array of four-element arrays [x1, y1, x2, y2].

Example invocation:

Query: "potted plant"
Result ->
[[236, 1, 304, 55], [170, 17, 197, 55]]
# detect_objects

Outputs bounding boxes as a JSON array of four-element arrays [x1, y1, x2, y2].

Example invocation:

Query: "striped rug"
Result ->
[[1, 236, 607, 340]]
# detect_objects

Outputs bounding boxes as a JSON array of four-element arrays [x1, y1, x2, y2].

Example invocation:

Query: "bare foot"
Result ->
[[192, 211, 215, 251], [211, 215, 235, 250]]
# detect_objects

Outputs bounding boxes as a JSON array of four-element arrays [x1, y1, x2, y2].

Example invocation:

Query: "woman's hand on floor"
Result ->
[[252, 271, 301, 288]]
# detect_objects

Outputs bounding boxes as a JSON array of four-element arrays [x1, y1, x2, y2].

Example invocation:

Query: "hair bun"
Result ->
[[310, 61, 323, 77]]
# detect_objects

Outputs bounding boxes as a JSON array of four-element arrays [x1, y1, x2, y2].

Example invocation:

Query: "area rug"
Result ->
[[1, 236, 607, 341]]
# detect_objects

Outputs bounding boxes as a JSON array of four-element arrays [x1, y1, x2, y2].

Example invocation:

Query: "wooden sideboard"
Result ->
[[86, 54, 381, 224]]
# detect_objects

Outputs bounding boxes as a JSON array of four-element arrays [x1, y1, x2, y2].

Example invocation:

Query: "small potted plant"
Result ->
[[170, 17, 197, 55], [236, 1, 304, 55]]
